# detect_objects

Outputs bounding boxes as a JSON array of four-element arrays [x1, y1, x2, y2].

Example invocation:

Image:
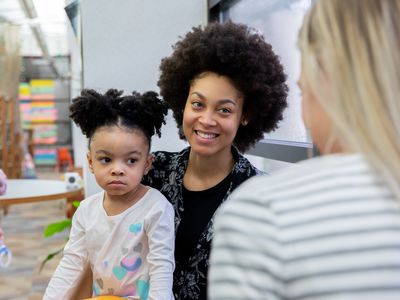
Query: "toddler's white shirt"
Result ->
[[44, 188, 175, 300]]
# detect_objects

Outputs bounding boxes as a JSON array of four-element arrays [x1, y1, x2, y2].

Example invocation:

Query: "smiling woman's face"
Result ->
[[182, 72, 244, 158]]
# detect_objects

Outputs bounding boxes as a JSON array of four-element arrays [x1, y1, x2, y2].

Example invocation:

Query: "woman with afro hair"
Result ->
[[142, 21, 288, 300]]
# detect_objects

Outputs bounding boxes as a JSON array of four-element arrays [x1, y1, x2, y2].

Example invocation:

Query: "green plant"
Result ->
[[40, 201, 80, 272]]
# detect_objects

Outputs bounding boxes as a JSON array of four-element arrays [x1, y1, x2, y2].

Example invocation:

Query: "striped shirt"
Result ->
[[209, 153, 400, 300]]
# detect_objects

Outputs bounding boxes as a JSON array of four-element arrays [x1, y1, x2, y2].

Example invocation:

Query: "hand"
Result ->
[[0, 169, 7, 196]]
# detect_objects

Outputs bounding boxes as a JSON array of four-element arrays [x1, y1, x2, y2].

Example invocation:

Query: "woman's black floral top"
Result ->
[[142, 146, 261, 299]]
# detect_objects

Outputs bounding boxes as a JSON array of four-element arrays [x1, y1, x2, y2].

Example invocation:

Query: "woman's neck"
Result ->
[[184, 148, 235, 191]]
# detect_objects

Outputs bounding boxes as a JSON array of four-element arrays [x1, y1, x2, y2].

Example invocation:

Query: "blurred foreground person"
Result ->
[[209, 0, 400, 299]]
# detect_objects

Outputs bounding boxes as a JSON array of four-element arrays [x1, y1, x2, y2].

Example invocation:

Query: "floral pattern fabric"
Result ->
[[142, 147, 261, 299]]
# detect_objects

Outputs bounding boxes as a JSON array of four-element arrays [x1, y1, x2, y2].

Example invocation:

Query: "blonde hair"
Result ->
[[299, 0, 400, 198]]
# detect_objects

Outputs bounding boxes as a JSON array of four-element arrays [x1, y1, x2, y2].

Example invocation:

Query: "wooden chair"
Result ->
[[0, 96, 22, 178], [56, 147, 74, 172], [0, 95, 23, 214]]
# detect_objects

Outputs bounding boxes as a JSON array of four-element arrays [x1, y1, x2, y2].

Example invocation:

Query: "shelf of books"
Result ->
[[19, 80, 58, 166]]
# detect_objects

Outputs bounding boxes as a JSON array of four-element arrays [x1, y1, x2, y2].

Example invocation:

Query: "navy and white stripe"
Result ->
[[209, 153, 400, 300]]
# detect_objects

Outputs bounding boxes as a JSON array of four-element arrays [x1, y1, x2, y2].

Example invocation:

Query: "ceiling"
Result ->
[[0, 0, 72, 79]]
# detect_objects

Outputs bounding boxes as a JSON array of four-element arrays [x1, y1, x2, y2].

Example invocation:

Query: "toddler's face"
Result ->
[[87, 126, 152, 199]]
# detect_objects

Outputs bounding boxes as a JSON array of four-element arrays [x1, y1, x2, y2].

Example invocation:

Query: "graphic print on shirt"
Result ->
[[110, 222, 143, 282], [137, 279, 150, 300], [129, 222, 143, 235], [93, 221, 150, 299]]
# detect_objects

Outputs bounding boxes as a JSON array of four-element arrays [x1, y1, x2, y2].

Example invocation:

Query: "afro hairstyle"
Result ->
[[158, 21, 288, 152], [69, 88, 169, 148]]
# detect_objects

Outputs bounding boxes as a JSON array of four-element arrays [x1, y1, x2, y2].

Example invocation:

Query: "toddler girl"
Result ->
[[44, 89, 175, 300]]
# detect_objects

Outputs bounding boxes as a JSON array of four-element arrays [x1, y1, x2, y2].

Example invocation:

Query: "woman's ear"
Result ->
[[144, 154, 153, 175], [86, 151, 94, 173], [240, 109, 250, 126]]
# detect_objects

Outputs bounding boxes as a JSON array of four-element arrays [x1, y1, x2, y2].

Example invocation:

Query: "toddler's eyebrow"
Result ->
[[95, 150, 112, 155], [95, 150, 142, 156], [125, 150, 142, 156]]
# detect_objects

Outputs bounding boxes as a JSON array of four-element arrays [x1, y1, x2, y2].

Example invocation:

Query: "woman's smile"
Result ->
[[194, 130, 219, 140]]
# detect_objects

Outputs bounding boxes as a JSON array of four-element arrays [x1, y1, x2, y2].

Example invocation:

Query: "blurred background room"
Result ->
[[0, 1, 313, 299]]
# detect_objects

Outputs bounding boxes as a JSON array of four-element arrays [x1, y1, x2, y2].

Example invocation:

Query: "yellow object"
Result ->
[[30, 79, 55, 87]]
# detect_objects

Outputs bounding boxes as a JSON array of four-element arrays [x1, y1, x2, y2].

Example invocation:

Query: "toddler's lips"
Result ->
[[109, 180, 125, 185]]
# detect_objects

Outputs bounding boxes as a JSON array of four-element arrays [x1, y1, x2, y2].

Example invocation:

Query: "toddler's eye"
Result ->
[[99, 157, 111, 164], [128, 158, 137, 164]]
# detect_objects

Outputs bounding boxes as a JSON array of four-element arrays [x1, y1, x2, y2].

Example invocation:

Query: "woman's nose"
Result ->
[[199, 111, 217, 126]]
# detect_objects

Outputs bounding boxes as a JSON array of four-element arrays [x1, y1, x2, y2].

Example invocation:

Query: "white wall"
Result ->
[[79, 0, 207, 196], [67, 7, 86, 169]]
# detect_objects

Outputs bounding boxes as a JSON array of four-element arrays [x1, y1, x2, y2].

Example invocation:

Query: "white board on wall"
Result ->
[[80, 0, 207, 196]]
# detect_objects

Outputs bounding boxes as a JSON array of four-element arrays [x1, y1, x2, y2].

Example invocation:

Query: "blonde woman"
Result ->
[[209, 0, 400, 299]]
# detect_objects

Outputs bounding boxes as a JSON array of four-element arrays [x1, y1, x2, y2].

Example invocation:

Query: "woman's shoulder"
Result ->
[[151, 147, 189, 162], [232, 148, 263, 177], [229, 153, 368, 204]]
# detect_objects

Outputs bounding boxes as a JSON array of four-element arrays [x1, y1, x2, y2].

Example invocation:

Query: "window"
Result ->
[[209, 0, 317, 162]]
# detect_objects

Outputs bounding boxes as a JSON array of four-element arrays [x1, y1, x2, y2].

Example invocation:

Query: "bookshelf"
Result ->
[[19, 79, 72, 167]]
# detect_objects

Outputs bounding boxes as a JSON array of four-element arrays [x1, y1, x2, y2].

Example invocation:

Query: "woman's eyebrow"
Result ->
[[190, 92, 237, 105], [190, 91, 206, 99]]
